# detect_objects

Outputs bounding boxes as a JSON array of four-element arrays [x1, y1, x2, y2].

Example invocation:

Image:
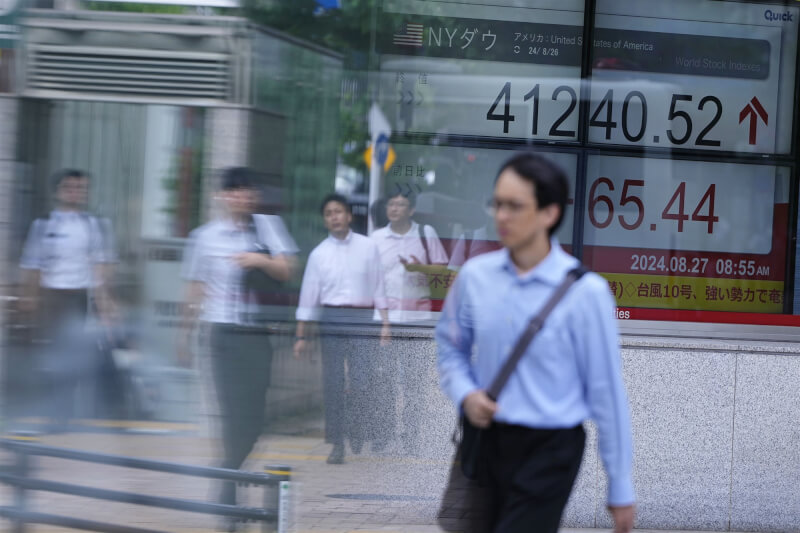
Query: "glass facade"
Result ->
[[3, 1, 800, 531], [370, 0, 800, 324]]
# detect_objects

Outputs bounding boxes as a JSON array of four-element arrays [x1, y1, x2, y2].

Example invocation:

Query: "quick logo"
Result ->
[[764, 9, 794, 22]]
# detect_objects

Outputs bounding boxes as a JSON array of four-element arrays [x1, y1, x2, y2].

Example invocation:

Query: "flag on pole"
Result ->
[[367, 104, 393, 234]]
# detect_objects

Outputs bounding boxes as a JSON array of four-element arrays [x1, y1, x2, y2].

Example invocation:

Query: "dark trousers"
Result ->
[[210, 324, 273, 505], [37, 289, 90, 422], [485, 423, 585, 533], [319, 308, 382, 446]]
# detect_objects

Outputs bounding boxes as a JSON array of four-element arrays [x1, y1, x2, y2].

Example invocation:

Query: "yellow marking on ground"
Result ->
[[253, 452, 452, 467], [1, 435, 40, 442], [264, 469, 292, 476], [79, 419, 198, 431], [9, 417, 198, 432], [254, 452, 329, 461], [269, 441, 317, 450]]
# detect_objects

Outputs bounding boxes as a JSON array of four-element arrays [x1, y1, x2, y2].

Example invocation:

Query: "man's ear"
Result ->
[[542, 203, 561, 230]]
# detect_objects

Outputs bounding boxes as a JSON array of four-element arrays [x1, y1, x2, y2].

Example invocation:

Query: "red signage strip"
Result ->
[[617, 307, 800, 326], [584, 203, 788, 281]]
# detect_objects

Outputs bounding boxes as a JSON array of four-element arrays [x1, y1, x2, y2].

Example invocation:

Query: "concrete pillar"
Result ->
[[0, 95, 18, 418], [202, 106, 251, 221], [0, 96, 17, 288]]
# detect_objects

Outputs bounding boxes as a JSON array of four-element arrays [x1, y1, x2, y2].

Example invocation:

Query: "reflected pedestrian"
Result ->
[[370, 192, 448, 453], [19, 169, 116, 428], [293, 193, 390, 464], [180, 167, 298, 524], [437, 153, 636, 532]]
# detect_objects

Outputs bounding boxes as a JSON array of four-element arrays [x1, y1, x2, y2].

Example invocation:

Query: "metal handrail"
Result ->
[[0, 437, 291, 533], [0, 473, 275, 521], [0, 438, 287, 484], [0, 507, 165, 533]]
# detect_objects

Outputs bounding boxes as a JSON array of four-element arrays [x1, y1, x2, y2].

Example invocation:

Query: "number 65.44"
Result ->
[[588, 178, 719, 234]]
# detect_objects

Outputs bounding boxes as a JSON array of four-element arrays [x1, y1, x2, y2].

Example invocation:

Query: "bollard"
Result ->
[[262, 465, 291, 533]]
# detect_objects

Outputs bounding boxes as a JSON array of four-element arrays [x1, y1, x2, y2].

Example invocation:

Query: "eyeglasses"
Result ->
[[486, 198, 535, 216], [386, 200, 411, 208]]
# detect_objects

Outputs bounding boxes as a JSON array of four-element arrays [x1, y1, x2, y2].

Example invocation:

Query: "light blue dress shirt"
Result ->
[[436, 238, 635, 506]]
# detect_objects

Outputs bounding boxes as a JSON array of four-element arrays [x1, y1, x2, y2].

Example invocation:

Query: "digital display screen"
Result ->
[[372, 0, 800, 321], [379, 0, 584, 140], [590, 0, 799, 153], [582, 155, 790, 313]]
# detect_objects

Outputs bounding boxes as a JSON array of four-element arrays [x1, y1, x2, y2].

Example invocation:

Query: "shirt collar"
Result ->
[[500, 237, 576, 285], [219, 217, 253, 234], [52, 210, 83, 219], [387, 221, 417, 238], [328, 230, 353, 244]]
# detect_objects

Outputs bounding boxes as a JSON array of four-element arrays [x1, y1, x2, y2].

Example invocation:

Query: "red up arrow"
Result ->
[[739, 97, 768, 145]]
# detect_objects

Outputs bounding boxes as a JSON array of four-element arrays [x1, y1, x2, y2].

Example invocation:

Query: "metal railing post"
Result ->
[[262, 465, 291, 533], [11, 447, 29, 533]]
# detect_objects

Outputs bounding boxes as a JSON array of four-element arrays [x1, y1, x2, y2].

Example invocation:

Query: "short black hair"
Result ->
[[51, 169, 88, 191], [495, 152, 569, 236], [386, 191, 416, 208], [220, 167, 256, 190], [320, 193, 351, 214]]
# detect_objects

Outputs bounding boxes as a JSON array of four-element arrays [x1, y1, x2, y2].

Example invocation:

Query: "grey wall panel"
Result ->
[[563, 422, 599, 528], [203, 107, 249, 221], [595, 348, 736, 530], [731, 352, 800, 533]]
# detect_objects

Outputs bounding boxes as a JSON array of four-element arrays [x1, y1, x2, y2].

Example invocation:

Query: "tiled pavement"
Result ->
[[0, 422, 752, 533]]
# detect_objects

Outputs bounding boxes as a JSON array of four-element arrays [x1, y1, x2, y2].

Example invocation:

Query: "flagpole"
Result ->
[[367, 103, 391, 235], [368, 148, 381, 235]]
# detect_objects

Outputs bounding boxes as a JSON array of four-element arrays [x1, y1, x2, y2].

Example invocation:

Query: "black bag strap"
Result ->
[[486, 265, 588, 400], [248, 214, 271, 254], [417, 222, 431, 264]]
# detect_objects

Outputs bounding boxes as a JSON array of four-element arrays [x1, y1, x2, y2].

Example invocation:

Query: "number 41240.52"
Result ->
[[487, 82, 577, 136]]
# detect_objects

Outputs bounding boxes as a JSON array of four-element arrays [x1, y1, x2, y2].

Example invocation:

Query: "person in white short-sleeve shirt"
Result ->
[[369, 192, 449, 453], [180, 167, 298, 518], [370, 192, 448, 324], [18, 169, 117, 428]]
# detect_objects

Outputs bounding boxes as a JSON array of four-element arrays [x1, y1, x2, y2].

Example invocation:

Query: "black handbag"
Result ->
[[438, 266, 587, 530]]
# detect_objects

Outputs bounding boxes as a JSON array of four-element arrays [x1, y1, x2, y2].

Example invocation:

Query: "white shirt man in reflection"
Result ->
[[370, 191, 448, 453], [19, 169, 116, 427], [437, 153, 636, 532], [293, 194, 390, 464], [180, 167, 298, 520]]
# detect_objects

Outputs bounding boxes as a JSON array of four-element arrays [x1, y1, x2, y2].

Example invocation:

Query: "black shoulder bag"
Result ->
[[239, 215, 283, 325], [438, 266, 588, 532]]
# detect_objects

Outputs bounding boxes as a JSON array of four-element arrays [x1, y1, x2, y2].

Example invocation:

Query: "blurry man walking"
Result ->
[[180, 167, 298, 525], [437, 153, 636, 533], [19, 169, 116, 427]]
